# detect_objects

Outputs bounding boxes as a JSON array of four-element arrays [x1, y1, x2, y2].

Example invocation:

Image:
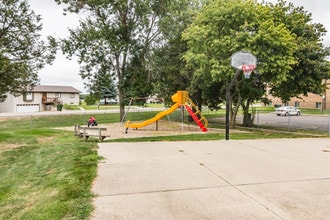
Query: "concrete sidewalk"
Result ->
[[91, 138, 330, 219]]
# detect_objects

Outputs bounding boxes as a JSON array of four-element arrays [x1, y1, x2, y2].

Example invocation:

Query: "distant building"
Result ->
[[265, 80, 330, 110], [0, 85, 80, 113]]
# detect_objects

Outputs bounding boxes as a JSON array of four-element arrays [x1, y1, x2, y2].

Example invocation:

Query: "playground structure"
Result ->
[[125, 91, 208, 133]]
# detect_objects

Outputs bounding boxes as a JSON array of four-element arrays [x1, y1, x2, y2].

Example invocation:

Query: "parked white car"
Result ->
[[275, 106, 301, 116]]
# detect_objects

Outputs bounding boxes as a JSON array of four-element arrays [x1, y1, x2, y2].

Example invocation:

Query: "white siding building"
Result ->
[[0, 85, 80, 113]]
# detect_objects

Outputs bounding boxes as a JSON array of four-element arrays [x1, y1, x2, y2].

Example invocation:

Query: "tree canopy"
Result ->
[[51, 0, 329, 128], [266, 0, 330, 101], [149, 0, 199, 104], [55, 0, 184, 120], [0, 0, 57, 101], [182, 0, 329, 126]]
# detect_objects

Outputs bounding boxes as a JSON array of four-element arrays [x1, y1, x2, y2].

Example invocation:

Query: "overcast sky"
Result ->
[[29, 0, 83, 92], [29, 0, 330, 94]]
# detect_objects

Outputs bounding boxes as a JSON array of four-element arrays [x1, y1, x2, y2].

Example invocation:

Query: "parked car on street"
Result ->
[[275, 106, 301, 116]]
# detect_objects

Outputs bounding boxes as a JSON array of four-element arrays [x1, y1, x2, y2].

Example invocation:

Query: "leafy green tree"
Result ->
[[84, 93, 97, 105], [0, 0, 57, 101], [84, 69, 117, 104], [55, 0, 178, 120], [266, 0, 330, 102], [183, 0, 329, 127], [123, 53, 153, 100], [150, 0, 212, 108], [100, 84, 117, 104]]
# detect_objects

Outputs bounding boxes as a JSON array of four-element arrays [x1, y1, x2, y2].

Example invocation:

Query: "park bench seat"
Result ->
[[74, 125, 110, 142]]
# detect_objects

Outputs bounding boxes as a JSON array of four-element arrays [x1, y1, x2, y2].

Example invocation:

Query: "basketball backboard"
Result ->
[[231, 51, 256, 69], [230, 51, 257, 78]]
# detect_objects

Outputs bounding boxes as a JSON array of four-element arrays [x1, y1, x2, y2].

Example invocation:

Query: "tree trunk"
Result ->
[[230, 94, 241, 128], [230, 81, 243, 128], [242, 111, 253, 127], [118, 87, 125, 122], [242, 100, 254, 127]]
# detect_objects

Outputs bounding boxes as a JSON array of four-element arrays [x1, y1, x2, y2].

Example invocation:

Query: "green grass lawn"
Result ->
[[0, 127, 100, 219], [0, 110, 328, 219], [0, 112, 165, 219]]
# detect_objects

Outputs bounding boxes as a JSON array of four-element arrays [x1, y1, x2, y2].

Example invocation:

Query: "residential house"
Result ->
[[0, 85, 80, 113]]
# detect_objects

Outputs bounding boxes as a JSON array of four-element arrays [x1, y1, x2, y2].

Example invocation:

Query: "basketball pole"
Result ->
[[226, 68, 241, 140], [228, 51, 257, 140]]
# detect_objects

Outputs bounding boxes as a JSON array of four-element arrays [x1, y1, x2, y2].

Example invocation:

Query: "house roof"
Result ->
[[32, 85, 80, 93]]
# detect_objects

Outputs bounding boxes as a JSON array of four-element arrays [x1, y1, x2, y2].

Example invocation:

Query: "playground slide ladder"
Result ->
[[185, 98, 208, 132]]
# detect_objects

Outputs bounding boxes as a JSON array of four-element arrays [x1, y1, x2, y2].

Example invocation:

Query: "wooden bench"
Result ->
[[74, 125, 110, 142]]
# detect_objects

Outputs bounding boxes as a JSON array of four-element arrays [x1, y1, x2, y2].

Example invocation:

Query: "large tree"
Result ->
[[182, 0, 329, 127], [266, 0, 330, 102], [55, 0, 180, 120], [0, 0, 57, 101], [150, 0, 197, 104], [84, 67, 117, 103]]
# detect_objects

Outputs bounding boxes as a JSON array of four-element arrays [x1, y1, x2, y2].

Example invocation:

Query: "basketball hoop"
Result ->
[[242, 64, 256, 79], [230, 51, 257, 79], [226, 51, 258, 140]]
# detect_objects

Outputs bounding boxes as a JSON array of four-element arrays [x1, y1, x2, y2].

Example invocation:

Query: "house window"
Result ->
[[294, 101, 300, 107], [23, 92, 34, 102], [69, 93, 75, 98], [55, 92, 61, 98], [316, 102, 322, 109]]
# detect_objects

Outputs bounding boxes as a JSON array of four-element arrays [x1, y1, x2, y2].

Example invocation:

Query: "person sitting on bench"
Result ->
[[87, 115, 98, 127]]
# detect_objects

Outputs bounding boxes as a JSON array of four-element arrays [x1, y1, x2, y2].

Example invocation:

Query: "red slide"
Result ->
[[185, 105, 208, 132]]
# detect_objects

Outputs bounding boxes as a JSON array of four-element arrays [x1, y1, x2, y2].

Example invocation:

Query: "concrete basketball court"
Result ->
[[91, 138, 330, 219]]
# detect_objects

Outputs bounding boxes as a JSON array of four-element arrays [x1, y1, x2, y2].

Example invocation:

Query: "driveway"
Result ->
[[91, 138, 330, 219]]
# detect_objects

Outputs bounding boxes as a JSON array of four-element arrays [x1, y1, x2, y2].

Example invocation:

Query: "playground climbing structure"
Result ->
[[125, 91, 208, 133]]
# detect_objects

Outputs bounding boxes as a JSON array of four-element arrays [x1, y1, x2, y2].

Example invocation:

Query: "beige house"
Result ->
[[265, 80, 330, 110], [0, 85, 80, 113]]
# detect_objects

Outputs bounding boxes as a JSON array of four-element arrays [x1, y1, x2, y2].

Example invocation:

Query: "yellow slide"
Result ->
[[125, 91, 189, 132], [125, 102, 179, 129]]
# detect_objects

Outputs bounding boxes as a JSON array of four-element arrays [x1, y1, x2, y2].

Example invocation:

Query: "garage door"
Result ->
[[16, 104, 40, 113]]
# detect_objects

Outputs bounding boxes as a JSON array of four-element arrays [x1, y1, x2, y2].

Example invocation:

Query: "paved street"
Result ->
[[92, 138, 330, 219], [232, 113, 330, 132]]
